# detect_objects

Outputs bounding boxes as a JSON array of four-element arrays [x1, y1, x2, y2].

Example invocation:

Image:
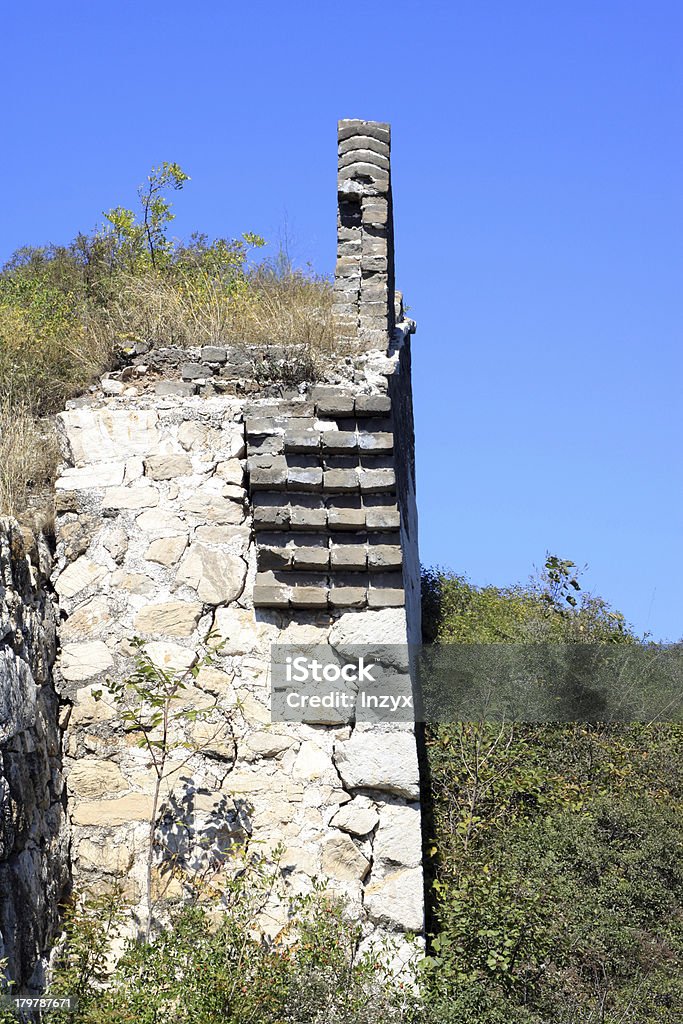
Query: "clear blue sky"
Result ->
[[2, 1, 681, 640]]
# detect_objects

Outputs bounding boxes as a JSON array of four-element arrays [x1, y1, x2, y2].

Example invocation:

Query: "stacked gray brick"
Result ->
[[334, 120, 395, 350], [248, 118, 419, 615], [249, 389, 405, 610]]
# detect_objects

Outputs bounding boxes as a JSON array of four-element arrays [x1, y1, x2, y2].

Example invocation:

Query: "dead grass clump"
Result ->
[[91, 263, 335, 354], [0, 400, 59, 524], [0, 296, 113, 414], [234, 264, 334, 350]]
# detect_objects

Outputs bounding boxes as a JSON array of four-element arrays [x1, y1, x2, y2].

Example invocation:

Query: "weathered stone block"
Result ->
[[374, 804, 422, 868], [287, 466, 323, 491], [144, 454, 192, 479], [339, 149, 390, 172], [247, 454, 287, 473], [328, 503, 365, 530], [55, 557, 107, 599], [339, 163, 389, 188], [355, 395, 392, 416], [338, 120, 390, 145], [155, 381, 197, 397], [245, 731, 297, 758], [358, 431, 393, 454], [324, 469, 358, 492], [339, 136, 389, 158], [284, 428, 321, 453], [358, 327, 390, 348], [292, 545, 329, 570], [365, 868, 423, 933], [181, 362, 208, 380], [145, 535, 188, 566], [72, 794, 155, 827], [366, 501, 397, 532], [331, 545, 367, 570], [102, 484, 160, 509], [322, 431, 358, 454], [60, 641, 113, 681], [253, 584, 290, 608], [289, 585, 329, 609], [68, 761, 129, 798], [367, 574, 405, 607], [338, 223, 362, 241], [134, 601, 203, 637], [367, 545, 402, 570], [361, 197, 389, 222], [257, 543, 292, 571], [58, 407, 160, 463], [322, 834, 370, 882], [289, 500, 326, 530], [56, 461, 126, 491], [249, 467, 287, 491], [245, 400, 315, 419], [335, 256, 362, 279], [358, 468, 395, 493], [360, 254, 388, 273], [215, 459, 244, 485], [328, 585, 367, 608], [310, 387, 355, 416], [144, 641, 198, 673], [253, 500, 290, 530], [200, 346, 227, 363], [176, 544, 246, 604], [245, 416, 285, 437], [330, 795, 379, 836], [60, 596, 112, 640], [182, 493, 244, 524], [337, 239, 361, 257], [334, 730, 418, 800]]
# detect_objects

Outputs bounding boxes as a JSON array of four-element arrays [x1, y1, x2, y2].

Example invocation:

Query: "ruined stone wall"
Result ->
[[53, 334, 423, 947], [0, 118, 423, 981], [0, 520, 68, 991], [48, 117, 424, 952]]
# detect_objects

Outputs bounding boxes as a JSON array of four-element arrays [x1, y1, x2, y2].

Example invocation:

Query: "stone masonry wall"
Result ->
[[47, 116, 423, 962], [0, 519, 68, 992], [53, 336, 424, 949]]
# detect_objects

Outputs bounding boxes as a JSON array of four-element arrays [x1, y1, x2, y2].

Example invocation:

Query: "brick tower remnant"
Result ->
[[333, 119, 397, 350]]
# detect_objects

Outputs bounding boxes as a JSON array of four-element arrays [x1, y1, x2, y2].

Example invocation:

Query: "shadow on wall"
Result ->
[[155, 781, 254, 893]]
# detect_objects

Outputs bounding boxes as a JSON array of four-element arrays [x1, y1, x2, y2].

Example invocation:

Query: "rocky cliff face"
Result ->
[[0, 519, 68, 991]]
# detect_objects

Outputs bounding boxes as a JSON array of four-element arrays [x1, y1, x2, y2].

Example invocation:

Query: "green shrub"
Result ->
[[422, 558, 683, 1023], [45, 858, 420, 1024]]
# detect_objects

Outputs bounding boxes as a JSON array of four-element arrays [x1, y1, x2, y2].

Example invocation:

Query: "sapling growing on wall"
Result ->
[[92, 631, 236, 937]]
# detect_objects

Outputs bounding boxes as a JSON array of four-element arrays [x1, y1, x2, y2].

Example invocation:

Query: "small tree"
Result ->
[[93, 632, 235, 937], [102, 162, 190, 273]]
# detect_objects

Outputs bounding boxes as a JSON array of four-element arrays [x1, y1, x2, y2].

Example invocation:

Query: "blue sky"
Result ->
[[2, 1, 681, 640]]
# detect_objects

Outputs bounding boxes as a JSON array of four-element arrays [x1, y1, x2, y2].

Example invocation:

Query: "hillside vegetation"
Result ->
[[0, 162, 333, 522], [423, 558, 683, 1022]]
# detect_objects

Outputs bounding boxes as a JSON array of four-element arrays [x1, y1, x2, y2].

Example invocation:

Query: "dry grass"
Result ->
[[94, 264, 334, 352], [0, 301, 112, 414], [0, 400, 59, 525], [0, 261, 336, 526]]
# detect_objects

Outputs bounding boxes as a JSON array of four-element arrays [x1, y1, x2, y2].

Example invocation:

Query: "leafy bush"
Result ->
[[422, 557, 683, 1023], [43, 858, 420, 1024]]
